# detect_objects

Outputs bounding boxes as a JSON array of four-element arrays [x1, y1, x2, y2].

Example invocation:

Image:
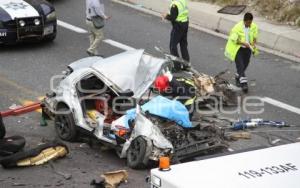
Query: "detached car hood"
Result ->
[[91, 50, 166, 98]]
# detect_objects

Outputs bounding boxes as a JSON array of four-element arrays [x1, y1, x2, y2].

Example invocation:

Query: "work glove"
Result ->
[[164, 70, 173, 82]]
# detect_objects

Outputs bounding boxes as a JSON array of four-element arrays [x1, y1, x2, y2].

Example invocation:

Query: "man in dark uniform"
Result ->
[[163, 0, 190, 62], [154, 74, 196, 117]]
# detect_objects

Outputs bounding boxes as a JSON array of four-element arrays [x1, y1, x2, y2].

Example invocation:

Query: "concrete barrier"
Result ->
[[122, 0, 300, 58]]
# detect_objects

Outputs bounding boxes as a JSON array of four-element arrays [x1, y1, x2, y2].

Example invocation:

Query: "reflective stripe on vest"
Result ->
[[170, 0, 189, 22], [174, 96, 196, 106], [175, 78, 195, 87], [224, 21, 259, 61], [239, 77, 248, 84], [184, 96, 196, 106]]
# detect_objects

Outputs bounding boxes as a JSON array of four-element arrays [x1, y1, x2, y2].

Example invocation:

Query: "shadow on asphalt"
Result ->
[[0, 40, 56, 52], [48, 0, 68, 6]]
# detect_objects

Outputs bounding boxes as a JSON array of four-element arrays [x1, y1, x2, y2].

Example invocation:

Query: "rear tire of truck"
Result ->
[[54, 108, 77, 142], [127, 137, 148, 169]]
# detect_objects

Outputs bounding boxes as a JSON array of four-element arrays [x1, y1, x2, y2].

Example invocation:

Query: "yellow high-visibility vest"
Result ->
[[175, 78, 196, 106], [176, 78, 195, 87], [224, 21, 259, 62], [170, 0, 189, 22]]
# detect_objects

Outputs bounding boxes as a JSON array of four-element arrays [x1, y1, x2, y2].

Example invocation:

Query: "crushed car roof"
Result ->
[[91, 50, 166, 98]]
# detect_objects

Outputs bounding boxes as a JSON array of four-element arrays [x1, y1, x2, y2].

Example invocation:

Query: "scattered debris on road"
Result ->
[[11, 182, 27, 187], [231, 119, 293, 130], [1, 115, 68, 168], [101, 170, 128, 188], [226, 132, 252, 140], [0, 140, 68, 168], [8, 104, 22, 110], [91, 170, 128, 188], [0, 115, 26, 156], [49, 161, 72, 180], [0, 102, 41, 118]]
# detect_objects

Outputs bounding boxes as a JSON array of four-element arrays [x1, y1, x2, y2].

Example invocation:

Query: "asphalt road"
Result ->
[[0, 0, 299, 187]]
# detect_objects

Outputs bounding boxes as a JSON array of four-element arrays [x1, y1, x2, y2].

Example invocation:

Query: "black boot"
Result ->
[[241, 83, 248, 93], [239, 77, 248, 93], [235, 76, 241, 87]]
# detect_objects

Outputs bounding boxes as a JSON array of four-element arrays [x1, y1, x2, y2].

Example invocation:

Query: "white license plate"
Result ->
[[43, 25, 54, 35]]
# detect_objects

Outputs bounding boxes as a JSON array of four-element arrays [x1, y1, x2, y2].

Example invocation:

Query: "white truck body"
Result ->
[[150, 142, 300, 188]]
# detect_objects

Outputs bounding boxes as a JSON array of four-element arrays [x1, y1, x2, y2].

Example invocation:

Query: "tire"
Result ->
[[126, 137, 149, 169], [0, 136, 26, 156], [54, 107, 77, 142], [44, 33, 56, 43]]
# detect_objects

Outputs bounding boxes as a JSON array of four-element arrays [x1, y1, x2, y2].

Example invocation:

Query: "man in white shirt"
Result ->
[[86, 0, 109, 56], [224, 12, 258, 93]]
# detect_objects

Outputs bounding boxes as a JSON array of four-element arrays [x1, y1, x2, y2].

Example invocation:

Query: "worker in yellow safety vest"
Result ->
[[162, 0, 190, 62], [224, 12, 259, 93]]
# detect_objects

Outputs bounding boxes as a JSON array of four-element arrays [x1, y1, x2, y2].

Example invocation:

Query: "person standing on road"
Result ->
[[224, 12, 259, 93], [86, 0, 109, 56], [162, 0, 190, 62]]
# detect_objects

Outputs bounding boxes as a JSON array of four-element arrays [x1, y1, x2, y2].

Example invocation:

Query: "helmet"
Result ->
[[154, 75, 169, 92]]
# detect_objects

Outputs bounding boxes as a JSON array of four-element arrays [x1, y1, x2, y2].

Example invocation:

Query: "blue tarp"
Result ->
[[125, 96, 192, 128]]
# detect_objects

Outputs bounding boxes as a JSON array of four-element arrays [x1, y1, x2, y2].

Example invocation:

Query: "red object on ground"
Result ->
[[0, 102, 41, 118]]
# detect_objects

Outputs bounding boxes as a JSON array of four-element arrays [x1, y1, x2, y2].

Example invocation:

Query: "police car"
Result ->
[[0, 0, 57, 44]]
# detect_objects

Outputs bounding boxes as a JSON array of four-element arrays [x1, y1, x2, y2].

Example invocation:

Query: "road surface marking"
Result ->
[[0, 73, 40, 97], [57, 20, 88, 34], [261, 97, 300, 115], [103, 39, 136, 51], [56, 20, 136, 51], [248, 130, 300, 133]]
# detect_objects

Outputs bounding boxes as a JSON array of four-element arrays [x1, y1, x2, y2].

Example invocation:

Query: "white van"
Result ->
[[150, 142, 300, 188]]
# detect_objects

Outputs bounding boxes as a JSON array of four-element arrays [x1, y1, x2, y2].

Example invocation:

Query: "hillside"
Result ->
[[192, 0, 300, 26]]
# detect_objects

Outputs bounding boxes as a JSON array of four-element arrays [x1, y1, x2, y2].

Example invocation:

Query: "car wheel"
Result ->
[[127, 137, 148, 169], [54, 108, 77, 142], [0, 136, 26, 156], [44, 33, 56, 42]]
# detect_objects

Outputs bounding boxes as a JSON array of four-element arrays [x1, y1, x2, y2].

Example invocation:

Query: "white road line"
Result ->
[[261, 97, 300, 115], [56, 20, 136, 51], [103, 39, 136, 51], [57, 20, 88, 34]]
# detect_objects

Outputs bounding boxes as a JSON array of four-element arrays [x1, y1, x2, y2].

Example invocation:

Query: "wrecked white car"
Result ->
[[42, 50, 227, 169]]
